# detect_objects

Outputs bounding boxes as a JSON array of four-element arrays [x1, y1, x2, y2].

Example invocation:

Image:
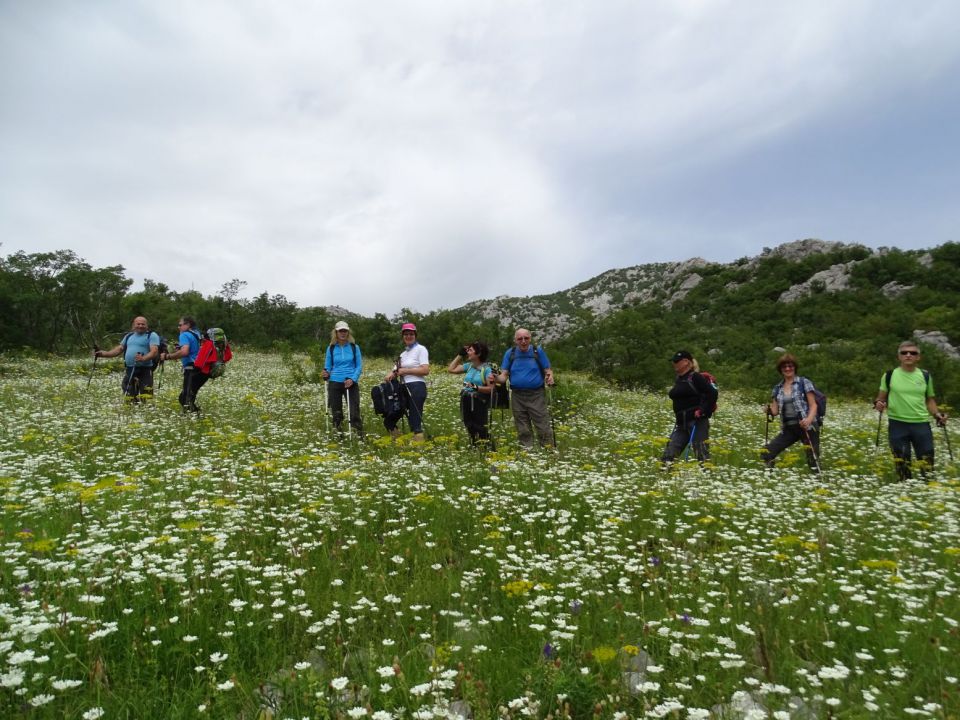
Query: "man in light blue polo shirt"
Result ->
[[495, 327, 555, 448], [95, 316, 160, 402]]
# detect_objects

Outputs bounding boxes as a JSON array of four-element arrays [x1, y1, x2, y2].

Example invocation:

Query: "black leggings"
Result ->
[[460, 392, 491, 443]]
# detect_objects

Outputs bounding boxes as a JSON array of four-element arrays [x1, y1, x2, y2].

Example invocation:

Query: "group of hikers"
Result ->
[[97, 316, 951, 480], [317, 321, 951, 479], [664, 340, 949, 480], [93, 315, 232, 413], [321, 322, 556, 450]]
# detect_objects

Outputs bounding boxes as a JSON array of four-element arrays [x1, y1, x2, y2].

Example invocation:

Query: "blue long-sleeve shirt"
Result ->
[[324, 342, 362, 383]]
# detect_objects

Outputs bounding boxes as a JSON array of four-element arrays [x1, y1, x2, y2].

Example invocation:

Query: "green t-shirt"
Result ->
[[880, 368, 934, 423]]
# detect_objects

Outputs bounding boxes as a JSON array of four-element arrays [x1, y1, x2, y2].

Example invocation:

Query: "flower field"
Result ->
[[1, 353, 959, 719]]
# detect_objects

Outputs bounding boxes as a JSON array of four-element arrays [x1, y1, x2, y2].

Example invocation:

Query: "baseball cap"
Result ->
[[334, 321, 350, 332], [671, 350, 693, 363], [401, 323, 417, 333]]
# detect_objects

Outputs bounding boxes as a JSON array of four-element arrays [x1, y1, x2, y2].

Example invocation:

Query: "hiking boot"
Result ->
[[389, 428, 401, 440], [412, 433, 425, 443]]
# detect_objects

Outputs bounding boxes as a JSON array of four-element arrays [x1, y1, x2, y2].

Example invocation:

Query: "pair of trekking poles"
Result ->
[[874, 409, 953, 461], [763, 408, 823, 475], [321, 377, 359, 442]]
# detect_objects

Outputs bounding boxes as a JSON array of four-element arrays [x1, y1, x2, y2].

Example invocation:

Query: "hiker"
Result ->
[[761, 354, 821, 472], [384, 323, 430, 441], [447, 341, 496, 446], [662, 350, 717, 464], [322, 320, 364, 437], [874, 341, 948, 480], [494, 328, 555, 448], [94, 316, 159, 403], [161, 316, 205, 413]]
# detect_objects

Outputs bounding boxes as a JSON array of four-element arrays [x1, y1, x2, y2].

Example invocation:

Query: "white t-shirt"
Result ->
[[399, 343, 429, 385]]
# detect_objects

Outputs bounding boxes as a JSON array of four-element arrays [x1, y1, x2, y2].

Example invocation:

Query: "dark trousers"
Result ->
[[385, 381, 427, 433], [122, 366, 154, 401], [762, 423, 820, 471], [328, 381, 363, 433], [460, 392, 491, 444], [179, 366, 209, 412], [888, 419, 934, 480], [663, 417, 710, 462]]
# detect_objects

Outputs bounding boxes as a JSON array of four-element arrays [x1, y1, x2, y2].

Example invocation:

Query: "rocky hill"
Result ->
[[450, 239, 957, 358]]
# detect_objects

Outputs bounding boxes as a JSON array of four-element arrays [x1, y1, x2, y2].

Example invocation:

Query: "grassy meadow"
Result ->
[[1, 352, 959, 719]]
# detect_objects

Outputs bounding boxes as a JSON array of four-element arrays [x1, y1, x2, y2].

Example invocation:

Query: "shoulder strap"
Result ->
[[504, 347, 514, 370], [885, 368, 931, 396], [533, 345, 546, 373], [351, 342, 357, 364]]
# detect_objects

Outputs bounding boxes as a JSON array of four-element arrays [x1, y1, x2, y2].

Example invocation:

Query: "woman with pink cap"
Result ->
[[384, 322, 430, 441]]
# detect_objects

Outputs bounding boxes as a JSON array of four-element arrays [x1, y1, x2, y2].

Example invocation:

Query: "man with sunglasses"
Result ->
[[874, 341, 948, 480]]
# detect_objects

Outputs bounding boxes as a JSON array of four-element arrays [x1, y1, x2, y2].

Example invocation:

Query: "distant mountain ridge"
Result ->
[[453, 238, 930, 338]]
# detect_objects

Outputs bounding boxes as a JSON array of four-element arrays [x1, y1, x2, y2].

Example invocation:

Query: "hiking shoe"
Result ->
[[389, 428, 401, 440], [412, 433, 425, 443]]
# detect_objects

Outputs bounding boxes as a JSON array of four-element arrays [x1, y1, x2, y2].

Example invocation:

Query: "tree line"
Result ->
[[2, 245, 958, 405]]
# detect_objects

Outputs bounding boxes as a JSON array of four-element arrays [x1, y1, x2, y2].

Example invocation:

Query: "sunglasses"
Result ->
[[780, 363, 795, 369], [899, 350, 920, 356]]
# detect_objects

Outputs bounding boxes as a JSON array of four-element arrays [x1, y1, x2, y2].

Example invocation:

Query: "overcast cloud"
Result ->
[[2, 1, 959, 315]]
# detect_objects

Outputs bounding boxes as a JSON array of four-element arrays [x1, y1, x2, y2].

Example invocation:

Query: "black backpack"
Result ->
[[371, 379, 407, 418], [122, 330, 167, 370], [488, 362, 510, 409]]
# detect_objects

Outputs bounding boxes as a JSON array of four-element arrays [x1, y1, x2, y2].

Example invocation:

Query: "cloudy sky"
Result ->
[[2, 1, 959, 315]]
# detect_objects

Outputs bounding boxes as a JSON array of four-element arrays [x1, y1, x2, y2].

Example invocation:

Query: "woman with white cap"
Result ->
[[322, 320, 364, 437], [385, 322, 430, 441]]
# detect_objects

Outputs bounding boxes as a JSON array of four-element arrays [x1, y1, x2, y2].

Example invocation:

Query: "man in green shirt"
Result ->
[[874, 341, 948, 480]]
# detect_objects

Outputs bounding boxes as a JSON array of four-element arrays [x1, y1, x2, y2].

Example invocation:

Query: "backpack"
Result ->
[[488, 362, 510, 410], [196, 328, 233, 379], [686, 371, 719, 414], [122, 330, 167, 370], [786, 376, 827, 426], [371, 379, 406, 418]]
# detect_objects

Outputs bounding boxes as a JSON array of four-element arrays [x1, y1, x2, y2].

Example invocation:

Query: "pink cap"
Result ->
[[401, 323, 417, 333]]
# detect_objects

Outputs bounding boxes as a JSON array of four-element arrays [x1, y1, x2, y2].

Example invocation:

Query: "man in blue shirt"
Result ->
[[162, 316, 205, 413], [95, 316, 159, 402], [495, 328, 555, 448]]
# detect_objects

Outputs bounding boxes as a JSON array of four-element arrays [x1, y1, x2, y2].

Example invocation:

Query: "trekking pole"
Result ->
[[156, 359, 165, 393], [875, 410, 884, 448], [801, 426, 823, 475], [546, 385, 559, 452], [764, 407, 771, 444], [684, 422, 697, 462], [86, 345, 100, 390], [322, 380, 330, 437], [941, 421, 954, 462], [346, 383, 354, 444]]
